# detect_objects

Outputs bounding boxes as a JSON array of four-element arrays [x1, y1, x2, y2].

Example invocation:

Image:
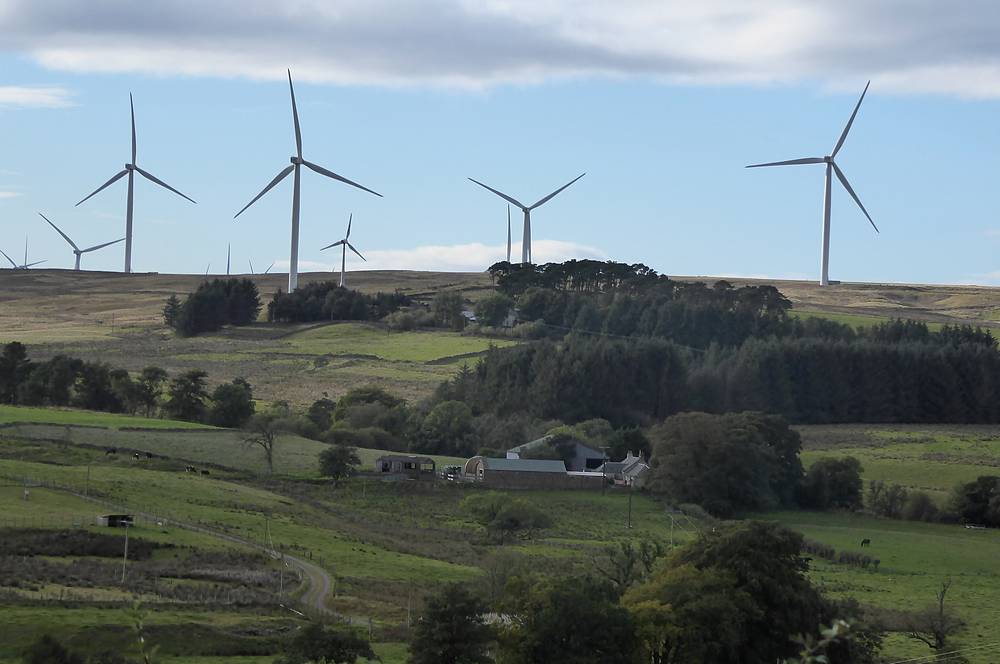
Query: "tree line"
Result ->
[[267, 281, 410, 323], [163, 278, 261, 337]]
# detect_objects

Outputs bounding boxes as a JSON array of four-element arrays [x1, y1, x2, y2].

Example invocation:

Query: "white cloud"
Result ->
[[0, 85, 74, 108], [4, 2, 1000, 96], [0, 191, 22, 199], [278, 239, 606, 272]]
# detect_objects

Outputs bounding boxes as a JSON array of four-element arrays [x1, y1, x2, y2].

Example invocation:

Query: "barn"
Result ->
[[463, 457, 604, 490]]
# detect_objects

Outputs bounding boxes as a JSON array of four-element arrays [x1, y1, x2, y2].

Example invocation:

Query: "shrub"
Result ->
[[799, 457, 863, 510], [902, 491, 940, 522]]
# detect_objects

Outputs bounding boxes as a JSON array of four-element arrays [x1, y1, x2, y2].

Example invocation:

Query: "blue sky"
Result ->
[[2, 1, 1000, 285]]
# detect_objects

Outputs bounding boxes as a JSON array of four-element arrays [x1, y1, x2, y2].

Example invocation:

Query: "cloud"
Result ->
[[0, 191, 22, 199], [278, 239, 606, 272], [4, 2, 1000, 96], [0, 85, 74, 108]]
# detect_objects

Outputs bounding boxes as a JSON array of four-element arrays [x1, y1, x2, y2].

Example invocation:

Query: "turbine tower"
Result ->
[[226, 243, 231, 276], [506, 205, 511, 263], [747, 81, 878, 286], [76, 94, 196, 274], [469, 173, 585, 264], [39, 213, 124, 271], [320, 213, 366, 288], [235, 70, 382, 293]]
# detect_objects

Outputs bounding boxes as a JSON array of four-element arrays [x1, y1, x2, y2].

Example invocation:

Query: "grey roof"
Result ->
[[508, 435, 602, 457], [483, 458, 567, 473], [376, 455, 435, 464]]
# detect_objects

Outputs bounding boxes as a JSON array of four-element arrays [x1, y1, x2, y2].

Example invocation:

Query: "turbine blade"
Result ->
[[134, 166, 197, 204], [76, 169, 128, 206], [249, 259, 255, 274], [234, 165, 294, 218], [38, 212, 79, 251], [288, 70, 302, 159], [0, 248, 16, 268], [130, 93, 137, 164], [81, 237, 126, 253], [745, 157, 826, 168], [25, 260, 46, 268], [832, 81, 870, 158], [347, 242, 367, 262], [346, 213, 352, 238], [529, 172, 586, 209], [832, 162, 879, 233], [303, 160, 382, 197], [265, 261, 275, 274], [320, 240, 346, 251], [468, 178, 525, 209]]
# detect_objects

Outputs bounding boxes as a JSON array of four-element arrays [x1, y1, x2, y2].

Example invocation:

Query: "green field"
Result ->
[[0, 405, 214, 430]]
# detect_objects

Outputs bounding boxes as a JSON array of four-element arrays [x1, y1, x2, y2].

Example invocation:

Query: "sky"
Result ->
[[1, 1, 1000, 285]]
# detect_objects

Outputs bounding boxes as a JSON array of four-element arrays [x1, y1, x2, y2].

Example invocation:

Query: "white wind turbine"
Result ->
[[75, 94, 196, 274], [506, 204, 511, 263], [747, 81, 879, 286], [1, 237, 45, 270], [469, 173, 585, 264], [320, 213, 366, 288], [235, 70, 382, 293], [39, 213, 124, 271]]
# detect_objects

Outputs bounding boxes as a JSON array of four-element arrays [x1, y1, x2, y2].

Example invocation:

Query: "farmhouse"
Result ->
[[596, 451, 650, 487], [374, 455, 436, 480], [506, 435, 605, 472], [464, 456, 605, 490]]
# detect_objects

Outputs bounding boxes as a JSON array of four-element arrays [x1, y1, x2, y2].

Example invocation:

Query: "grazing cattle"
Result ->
[[200, 470, 211, 476], [860, 538, 871, 548], [132, 452, 141, 460], [185, 465, 197, 473], [145, 452, 154, 460], [105, 447, 117, 456]]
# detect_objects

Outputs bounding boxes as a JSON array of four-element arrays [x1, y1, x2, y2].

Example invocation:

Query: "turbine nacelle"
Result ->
[[125, 163, 136, 171], [290, 156, 304, 165]]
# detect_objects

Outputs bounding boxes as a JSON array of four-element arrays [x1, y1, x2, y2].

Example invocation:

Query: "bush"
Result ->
[[462, 492, 552, 544], [474, 292, 515, 327], [799, 457, 863, 510], [267, 282, 408, 323], [950, 475, 1000, 526], [902, 491, 940, 522], [384, 309, 435, 331]]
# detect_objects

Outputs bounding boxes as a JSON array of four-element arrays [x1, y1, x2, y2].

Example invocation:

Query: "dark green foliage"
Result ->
[[408, 584, 494, 664], [169, 278, 261, 336], [307, 398, 337, 431], [902, 490, 940, 522], [208, 378, 255, 428], [473, 292, 514, 327], [950, 475, 1000, 526], [318, 444, 361, 482], [164, 370, 210, 422], [135, 366, 168, 417], [0, 529, 167, 560], [162, 294, 181, 328], [799, 457, 864, 510], [461, 492, 552, 544], [411, 400, 476, 456], [267, 282, 408, 323], [501, 576, 636, 664], [867, 480, 909, 519], [432, 291, 466, 330], [276, 622, 376, 663], [332, 386, 405, 424], [22, 635, 85, 664], [648, 412, 803, 517], [0, 341, 29, 403], [324, 426, 406, 452]]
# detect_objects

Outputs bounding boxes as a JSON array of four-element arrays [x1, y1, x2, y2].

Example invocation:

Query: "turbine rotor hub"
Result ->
[[125, 163, 135, 171], [290, 156, 304, 165], [824, 156, 833, 163]]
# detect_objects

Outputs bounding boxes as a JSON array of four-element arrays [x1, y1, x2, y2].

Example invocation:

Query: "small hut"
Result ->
[[96, 514, 134, 528], [374, 455, 436, 480]]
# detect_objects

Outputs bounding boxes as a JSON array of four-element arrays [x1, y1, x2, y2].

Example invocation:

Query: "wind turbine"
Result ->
[[746, 81, 878, 286], [75, 94, 196, 274], [1, 237, 46, 269], [320, 213, 366, 287], [506, 204, 511, 263], [226, 244, 231, 276], [39, 213, 124, 271], [468, 172, 585, 264], [235, 70, 382, 293]]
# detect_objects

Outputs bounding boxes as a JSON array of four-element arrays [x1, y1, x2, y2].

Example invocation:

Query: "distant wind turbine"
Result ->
[[235, 70, 382, 293], [469, 173, 585, 264], [39, 213, 124, 271], [1, 237, 45, 269], [320, 213, 366, 287], [506, 205, 511, 263], [226, 243, 231, 276], [746, 81, 878, 287]]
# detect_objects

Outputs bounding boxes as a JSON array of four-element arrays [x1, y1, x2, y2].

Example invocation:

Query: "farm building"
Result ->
[[375, 455, 436, 480], [507, 435, 605, 472], [464, 456, 605, 490], [596, 451, 650, 487], [96, 514, 134, 527]]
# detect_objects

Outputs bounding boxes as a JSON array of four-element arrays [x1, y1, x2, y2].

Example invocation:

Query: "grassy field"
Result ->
[[0, 405, 214, 430], [797, 423, 1000, 503]]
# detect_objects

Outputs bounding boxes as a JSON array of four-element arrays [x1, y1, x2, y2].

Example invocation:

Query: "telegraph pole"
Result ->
[[121, 523, 130, 584]]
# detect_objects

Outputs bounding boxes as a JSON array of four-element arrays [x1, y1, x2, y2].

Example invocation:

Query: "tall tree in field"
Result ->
[[409, 584, 494, 664], [0, 341, 30, 404], [135, 366, 168, 417], [208, 378, 255, 428], [164, 370, 209, 422]]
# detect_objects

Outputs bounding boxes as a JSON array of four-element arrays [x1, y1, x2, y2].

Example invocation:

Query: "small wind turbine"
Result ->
[[226, 243, 231, 276], [506, 204, 511, 263], [469, 173, 585, 264], [249, 260, 276, 275], [746, 81, 878, 286], [235, 70, 382, 293], [1, 237, 46, 269], [39, 213, 124, 271], [320, 213, 366, 287], [76, 94, 196, 274]]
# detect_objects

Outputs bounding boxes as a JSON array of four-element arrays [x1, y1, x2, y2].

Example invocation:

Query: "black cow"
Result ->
[[132, 452, 141, 460], [200, 470, 211, 476], [860, 538, 871, 548], [105, 447, 117, 456]]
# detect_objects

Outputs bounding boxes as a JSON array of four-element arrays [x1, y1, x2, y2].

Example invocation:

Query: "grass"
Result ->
[[0, 405, 213, 430], [767, 510, 1000, 663], [285, 323, 516, 362]]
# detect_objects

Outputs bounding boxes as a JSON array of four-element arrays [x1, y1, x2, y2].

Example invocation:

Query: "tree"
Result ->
[[868, 480, 909, 519], [243, 411, 282, 475], [592, 538, 665, 594], [412, 400, 476, 456], [409, 584, 494, 664], [473, 292, 514, 327], [22, 635, 84, 664], [501, 576, 636, 664], [162, 294, 181, 328], [903, 580, 966, 656], [135, 366, 168, 417], [0, 341, 30, 404], [649, 412, 803, 517], [319, 444, 361, 484], [208, 378, 255, 428], [164, 370, 209, 422], [307, 397, 337, 431], [433, 291, 465, 330], [950, 475, 1000, 526], [799, 457, 863, 510], [461, 492, 551, 544], [276, 622, 376, 664]]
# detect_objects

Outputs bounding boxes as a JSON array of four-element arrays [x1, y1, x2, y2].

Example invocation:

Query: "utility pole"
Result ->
[[121, 523, 130, 584], [85, 463, 91, 498], [627, 490, 632, 529]]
